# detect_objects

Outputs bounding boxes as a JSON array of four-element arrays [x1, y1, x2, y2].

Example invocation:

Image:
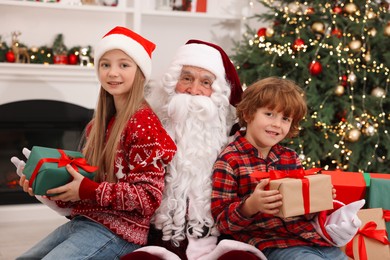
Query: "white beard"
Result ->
[[152, 93, 231, 246]]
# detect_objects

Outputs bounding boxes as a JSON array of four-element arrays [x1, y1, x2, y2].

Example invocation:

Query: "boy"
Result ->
[[211, 77, 361, 259]]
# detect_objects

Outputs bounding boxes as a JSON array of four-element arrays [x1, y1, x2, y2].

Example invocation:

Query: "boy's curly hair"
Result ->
[[236, 77, 307, 138]]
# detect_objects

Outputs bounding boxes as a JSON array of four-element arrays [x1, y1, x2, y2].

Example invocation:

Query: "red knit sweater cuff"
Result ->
[[79, 177, 99, 200]]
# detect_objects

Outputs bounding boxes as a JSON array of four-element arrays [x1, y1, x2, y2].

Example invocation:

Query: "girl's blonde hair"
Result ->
[[236, 77, 307, 138], [81, 68, 146, 183]]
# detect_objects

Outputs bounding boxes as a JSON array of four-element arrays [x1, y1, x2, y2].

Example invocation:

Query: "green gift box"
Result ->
[[23, 146, 97, 195], [368, 178, 390, 236]]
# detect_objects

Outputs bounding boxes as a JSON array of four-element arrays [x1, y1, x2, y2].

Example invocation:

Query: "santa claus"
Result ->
[[122, 40, 267, 260]]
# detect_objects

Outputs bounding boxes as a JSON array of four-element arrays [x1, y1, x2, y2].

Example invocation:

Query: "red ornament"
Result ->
[[331, 28, 342, 38], [341, 75, 348, 86], [309, 61, 322, 76], [292, 38, 305, 51], [6, 50, 15, 63], [257, 27, 267, 37], [68, 53, 78, 65], [332, 6, 343, 14], [305, 7, 315, 15]]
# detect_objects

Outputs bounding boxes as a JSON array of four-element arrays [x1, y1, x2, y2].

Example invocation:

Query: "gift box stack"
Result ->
[[251, 168, 390, 259], [23, 146, 97, 195], [321, 170, 390, 259], [322, 170, 390, 234]]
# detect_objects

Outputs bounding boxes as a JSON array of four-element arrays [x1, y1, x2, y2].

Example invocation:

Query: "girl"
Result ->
[[12, 26, 176, 259]]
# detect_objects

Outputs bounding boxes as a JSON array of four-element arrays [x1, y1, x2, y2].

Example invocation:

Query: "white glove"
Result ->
[[10, 147, 31, 177], [10, 147, 72, 216], [186, 236, 218, 260], [313, 199, 365, 247]]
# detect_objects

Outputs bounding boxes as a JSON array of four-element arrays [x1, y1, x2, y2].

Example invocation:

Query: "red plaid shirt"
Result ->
[[211, 131, 332, 250]]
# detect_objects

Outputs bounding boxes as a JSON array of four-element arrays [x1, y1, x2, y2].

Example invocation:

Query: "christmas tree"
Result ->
[[232, 0, 390, 173]]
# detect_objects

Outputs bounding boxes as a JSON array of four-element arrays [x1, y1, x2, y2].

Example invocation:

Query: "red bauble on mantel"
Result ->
[[309, 61, 322, 76], [6, 50, 15, 63], [68, 53, 78, 65]]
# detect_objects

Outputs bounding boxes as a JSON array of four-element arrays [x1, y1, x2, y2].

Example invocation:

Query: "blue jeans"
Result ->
[[17, 216, 140, 260], [263, 246, 347, 260]]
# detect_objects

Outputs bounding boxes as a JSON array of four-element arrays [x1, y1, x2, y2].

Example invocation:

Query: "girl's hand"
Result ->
[[19, 174, 35, 196], [240, 178, 283, 217], [47, 164, 84, 202]]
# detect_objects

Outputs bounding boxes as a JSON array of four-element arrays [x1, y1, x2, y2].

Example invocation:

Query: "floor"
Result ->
[[0, 204, 68, 260]]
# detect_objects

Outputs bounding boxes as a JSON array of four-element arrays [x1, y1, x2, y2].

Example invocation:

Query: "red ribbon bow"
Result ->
[[251, 168, 321, 180], [250, 168, 322, 215], [345, 221, 390, 260], [383, 210, 390, 222], [29, 149, 98, 189]]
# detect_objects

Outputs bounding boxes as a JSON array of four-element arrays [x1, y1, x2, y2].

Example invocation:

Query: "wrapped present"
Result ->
[[23, 146, 97, 195], [251, 169, 333, 218], [342, 208, 390, 260], [322, 171, 390, 205], [322, 170, 369, 205], [368, 178, 390, 236]]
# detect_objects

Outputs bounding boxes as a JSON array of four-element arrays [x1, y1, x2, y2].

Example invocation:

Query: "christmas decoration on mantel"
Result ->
[[0, 31, 93, 66], [232, 0, 390, 173]]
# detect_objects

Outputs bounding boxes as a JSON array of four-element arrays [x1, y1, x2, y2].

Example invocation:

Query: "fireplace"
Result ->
[[0, 63, 99, 205]]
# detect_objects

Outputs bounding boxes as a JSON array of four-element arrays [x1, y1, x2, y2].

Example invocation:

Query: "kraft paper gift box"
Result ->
[[342, 208, 390, 260], [368, 178, 390, 236], [23, 146, 97, 195], [251, 169, 333, 218]]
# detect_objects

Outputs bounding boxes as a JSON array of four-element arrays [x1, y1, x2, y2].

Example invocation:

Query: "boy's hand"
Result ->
[[240, 179, 283, 217]]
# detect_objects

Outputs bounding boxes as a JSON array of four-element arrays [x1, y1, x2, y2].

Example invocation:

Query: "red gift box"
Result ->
[[322, 171, 390, 205]]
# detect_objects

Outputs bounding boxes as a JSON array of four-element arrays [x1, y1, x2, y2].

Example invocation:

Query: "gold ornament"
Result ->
[[344, 3, 358, 14], [385, 22, 390, 37], [335, 85, 345, 96], [368, 28, 377, 37], [311, 22, 325, 34], [349, 39, 362, 51], [347, 129, 361, 142], [266, 28, 275, 38], [371, 87, 386, 98], [366, 11, 376, 19]]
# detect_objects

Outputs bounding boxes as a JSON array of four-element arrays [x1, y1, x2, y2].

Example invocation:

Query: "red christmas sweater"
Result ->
[[57, 106, 176, 245]]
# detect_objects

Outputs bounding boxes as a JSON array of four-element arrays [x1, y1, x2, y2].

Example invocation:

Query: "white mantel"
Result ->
[[0, 63, 100, 109]]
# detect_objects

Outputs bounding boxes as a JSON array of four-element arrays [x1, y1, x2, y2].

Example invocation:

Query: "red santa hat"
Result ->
[[171, 39, 243, 106], [94, 26, 156, 82]]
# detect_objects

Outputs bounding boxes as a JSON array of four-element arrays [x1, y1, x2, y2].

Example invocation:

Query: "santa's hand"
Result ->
[[326, 216, 362, 246], [314, 199, 365, 247], [10, 148, 31, 177]]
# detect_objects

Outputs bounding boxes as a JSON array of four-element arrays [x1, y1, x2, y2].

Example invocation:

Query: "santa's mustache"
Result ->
[[167, 93, 218, 123]]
